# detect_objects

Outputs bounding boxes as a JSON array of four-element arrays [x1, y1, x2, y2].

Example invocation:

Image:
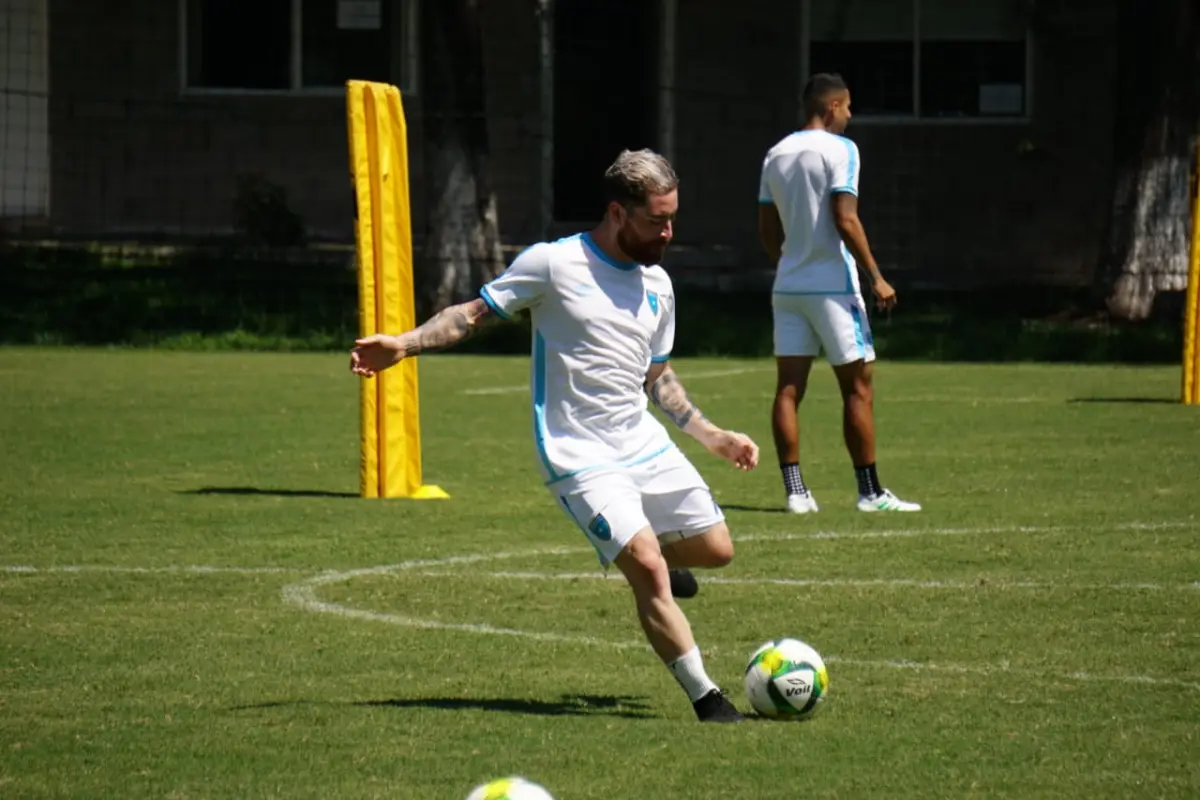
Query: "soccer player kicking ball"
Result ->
[[757, 73, 920, 514], [350, 149, 757, 723]]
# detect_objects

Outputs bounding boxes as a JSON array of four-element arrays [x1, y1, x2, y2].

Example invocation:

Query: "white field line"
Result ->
[[0, 564, 300, 575], [5, 520, 1196, 692], [684, 394, 1084, 404], [277, 528, 1200, 694], [886, 395, 1060, 404], [821, 658, 1200, 693], [6, 518, 1194, 577], [428, 570, 1200, 593], [276, 548, 640, 648], [735, 519, 1195, 544], [461, 366, 766, 396]]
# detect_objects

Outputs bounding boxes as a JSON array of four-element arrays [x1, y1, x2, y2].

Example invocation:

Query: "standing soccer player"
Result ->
[[757, 73, 920, 514], [350, 149, 757, 723]]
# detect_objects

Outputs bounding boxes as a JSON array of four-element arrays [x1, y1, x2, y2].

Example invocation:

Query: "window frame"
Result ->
[[798, 0, 1034, 125], [178, 0, 419, 96]]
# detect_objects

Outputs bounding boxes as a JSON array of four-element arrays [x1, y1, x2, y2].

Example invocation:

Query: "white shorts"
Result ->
[[549, 446, 725, 567], [772, 292, 876, 365]]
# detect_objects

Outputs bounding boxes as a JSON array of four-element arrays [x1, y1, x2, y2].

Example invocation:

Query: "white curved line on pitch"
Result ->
[[278, 545, 1200, 693], [735, 518, 1195, 543], [5, 517, 1194, 578], [277, 547, 645, 648], [424, 570, 1199, 593], [0, 564, 300, 575], [825, 658, 1200, 692], [462, 366, 765, 396]]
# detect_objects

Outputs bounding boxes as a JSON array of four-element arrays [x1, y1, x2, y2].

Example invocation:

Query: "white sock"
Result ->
[[666, 646, 718, 702]]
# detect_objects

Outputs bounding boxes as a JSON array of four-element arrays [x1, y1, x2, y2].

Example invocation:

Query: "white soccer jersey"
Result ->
[[479, 233, 676, 484], [758, 129, 862, 296]]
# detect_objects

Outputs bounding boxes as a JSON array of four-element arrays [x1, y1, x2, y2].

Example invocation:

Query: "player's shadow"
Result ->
[[354, 693, 657, 719], [1067, 397, 1176, 405], [180, 486, 358, 499], [718, 503, 788, 514]]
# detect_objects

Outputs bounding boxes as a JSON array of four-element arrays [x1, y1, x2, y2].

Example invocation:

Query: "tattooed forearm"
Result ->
[[648, 367, 705, 430], [399, 298, 492, 357]]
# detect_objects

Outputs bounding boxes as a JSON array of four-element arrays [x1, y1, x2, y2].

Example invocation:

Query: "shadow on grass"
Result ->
[[181, 486, 358, 498], [718, 503, 789, 514], [1066, 397, 1178, 405], [356, 694, 656, 719], [231, 694, 657, 719]]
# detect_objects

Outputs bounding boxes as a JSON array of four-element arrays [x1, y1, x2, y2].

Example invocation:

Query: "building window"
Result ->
[[183, 0, 415, 93], [806, 0, 1029, 120]]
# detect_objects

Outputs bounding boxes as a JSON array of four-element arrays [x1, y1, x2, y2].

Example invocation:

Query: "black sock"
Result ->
[[781, 462, 808, 496], [855, 463, 882, 498]]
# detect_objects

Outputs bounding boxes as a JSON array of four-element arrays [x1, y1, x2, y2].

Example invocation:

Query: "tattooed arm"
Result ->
[[397, 298, 494, 357], [645, 361, 760, 470], [350, 298, 494, 377], [645, 361, 715, 436]]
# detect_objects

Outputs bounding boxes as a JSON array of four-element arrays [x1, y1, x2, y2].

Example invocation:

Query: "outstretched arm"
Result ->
[[645, 361, 758, 470], [350, 298, 495, 377], [400, 297, 495, 356]]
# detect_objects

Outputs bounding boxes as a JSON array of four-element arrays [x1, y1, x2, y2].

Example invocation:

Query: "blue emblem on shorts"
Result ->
[[646, 290, 659, 315], [588, 513, 612, 541]]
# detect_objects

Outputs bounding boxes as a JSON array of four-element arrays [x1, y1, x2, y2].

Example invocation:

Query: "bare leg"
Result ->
[[773, 356, 818, 511], [832, 358, 875, 467], [771, 356, 815, 464], [614, 527, 743, 721], [613, 527, 697, 663], [829, 357, 917, 510], [659, 523, 734, 570]]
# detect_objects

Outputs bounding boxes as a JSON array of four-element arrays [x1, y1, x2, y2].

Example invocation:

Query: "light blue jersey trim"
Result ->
[[650, 353, 671, 363], [478, 284, 511, 319], [557, 495, 608, 565], [840, 242, 856, 293], [581, 232, 638, 271], [543, 443, 676, 487], [758, 197, 774, 204], [832, 137, 859, 194], [837, 134, 859, 187], [532, 331, 562, 481], [849, 304, 866, 359]]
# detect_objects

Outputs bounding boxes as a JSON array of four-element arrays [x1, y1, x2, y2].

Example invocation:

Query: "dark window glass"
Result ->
[[919, 40, 1026, 117], [301, 0, 393, 88], [810, 41, 915, 116], [187, 0, 291, 89], [553, 0, 658, 220], [810, 0, 916, 116]]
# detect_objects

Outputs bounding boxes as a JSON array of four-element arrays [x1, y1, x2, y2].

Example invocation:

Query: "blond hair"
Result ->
[[603, 149, 678, 209]]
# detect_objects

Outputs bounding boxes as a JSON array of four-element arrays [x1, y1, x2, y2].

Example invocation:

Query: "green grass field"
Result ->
[[2, 348, 1198, 799]]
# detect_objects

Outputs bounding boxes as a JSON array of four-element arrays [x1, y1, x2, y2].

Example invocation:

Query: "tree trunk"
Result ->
[[418, 0, 506, 317], [1099, 0, 1200, 321]]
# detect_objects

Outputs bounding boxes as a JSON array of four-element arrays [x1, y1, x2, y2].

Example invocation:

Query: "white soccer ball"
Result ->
[[744, 637, 829, 720], [465, 776, 556, 800]]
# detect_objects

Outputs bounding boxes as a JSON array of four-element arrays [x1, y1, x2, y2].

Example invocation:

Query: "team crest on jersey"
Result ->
[[646, 290, 660, 315], [588, 513, 612, 541]]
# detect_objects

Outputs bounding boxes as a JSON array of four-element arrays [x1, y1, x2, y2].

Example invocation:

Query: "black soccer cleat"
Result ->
[[669, 568, 699, 599], [693, 688, 745, 723]]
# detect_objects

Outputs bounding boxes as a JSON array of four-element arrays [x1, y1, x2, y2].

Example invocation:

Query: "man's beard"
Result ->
[[617, 227, 668, 266]]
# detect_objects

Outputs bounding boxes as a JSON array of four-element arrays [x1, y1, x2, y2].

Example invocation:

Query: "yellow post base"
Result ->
[[347, 79, 451, 498], [409, 485, 451, 500], [1184, 139, 1200, 405]]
